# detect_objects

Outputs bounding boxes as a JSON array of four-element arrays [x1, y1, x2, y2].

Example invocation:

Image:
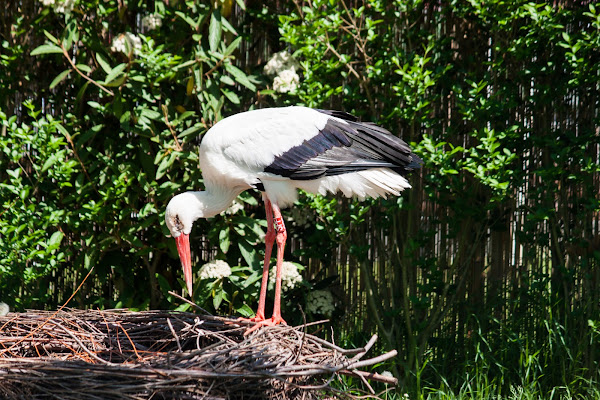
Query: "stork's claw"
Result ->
[[243, 315, 287, 335], [236, 312, 266, 324]]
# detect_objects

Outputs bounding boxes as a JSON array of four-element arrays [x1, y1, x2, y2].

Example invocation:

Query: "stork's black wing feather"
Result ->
[[263, 111, 422, 180]]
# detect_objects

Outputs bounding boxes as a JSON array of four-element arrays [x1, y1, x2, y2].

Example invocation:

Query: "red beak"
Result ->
[[175, 233, 193, 296]]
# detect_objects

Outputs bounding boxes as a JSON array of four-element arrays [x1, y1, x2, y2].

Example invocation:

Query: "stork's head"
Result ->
[[165, 192, 204, 296]]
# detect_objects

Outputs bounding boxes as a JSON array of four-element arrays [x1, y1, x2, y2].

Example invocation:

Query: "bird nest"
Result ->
[[0, 308, 397, 399]]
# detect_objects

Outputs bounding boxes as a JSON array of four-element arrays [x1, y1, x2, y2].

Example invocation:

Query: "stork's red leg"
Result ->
[[270, 203, 287, 325], [244, 200, 287, 335], [253, 194, 276, 321], [236, 194, 275, 325]]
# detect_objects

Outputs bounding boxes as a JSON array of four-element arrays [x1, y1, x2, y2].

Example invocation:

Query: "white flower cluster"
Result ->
[[269, 261, 303, 291], [273, 70, 300, 93], [306, 289, 335, 317], [42, 0, 76, 14], [142, 14, 163, 30], [264, 51, 301, 93], [223, 200, 244, 215], [0, 302, 9, 317], [264, 51, 300, 75], [199, 259, 232, 280], [380, 370, 394, 378], [111, 32, 142, 56]]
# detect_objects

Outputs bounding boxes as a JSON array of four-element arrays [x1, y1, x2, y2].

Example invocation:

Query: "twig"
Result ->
[[161, 105, 183, 151], [346, 350, 398, 370], [167, 318, 182, 352], [339, 370, 398, 386], [356, 368, 376, 394], [168, 291, 213, 316], [61, 43, 114, 96]]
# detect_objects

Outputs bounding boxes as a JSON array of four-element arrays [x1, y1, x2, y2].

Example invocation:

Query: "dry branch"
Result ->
[[0, 309, 397, 399]]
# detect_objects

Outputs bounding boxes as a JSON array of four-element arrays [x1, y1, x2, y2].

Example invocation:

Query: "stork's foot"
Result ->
[[244, 315, 287, 335], [236, 311, 266, 324]]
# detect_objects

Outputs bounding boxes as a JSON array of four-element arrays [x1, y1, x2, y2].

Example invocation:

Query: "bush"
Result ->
[[0, 0, 262, 310]]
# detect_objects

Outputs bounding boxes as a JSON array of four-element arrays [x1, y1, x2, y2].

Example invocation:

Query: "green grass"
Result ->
[[371, 383, 600, 400], [329, 314, 600, 400]]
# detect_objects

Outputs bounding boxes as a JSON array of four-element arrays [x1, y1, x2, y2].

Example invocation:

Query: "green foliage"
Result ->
[[0, 103, 75, 308], [0, 0, 262, 310]]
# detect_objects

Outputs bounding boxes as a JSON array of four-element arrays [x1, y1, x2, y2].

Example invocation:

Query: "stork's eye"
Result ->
[[174, 215, 184, 232]]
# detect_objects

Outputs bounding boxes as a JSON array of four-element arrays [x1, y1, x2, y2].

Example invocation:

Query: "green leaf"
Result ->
[[224, 63, 256, 91], [63, 19, 78, 51], [220, 16, 237, 35], [174, 59, 197, 71], [75, 64, 92, 74], [31, 44, 63, 56], [75, 81, 91, 108], [220, 75, 235, 86], [175, 11, 199, 29], [219, 229, 230, 253], [221, 88, 240, 105], [49, 69, 72, 89], [238, 239, 258, 269], [236, 304, 254, 318], [234, 0, 246, 10], [43, 30, 59, 45], [208, 9, 222, 53], [87, 101, 103, 110], [239, 192, 258, 206], [41, 155, 55, 172], [6, 168, 20, 179], [156, 153, 175, 180], [96, 53, 112, 74], [140, 108, 161, 120], [104, 63, 127, 85], [104, 75, 126, 87], [241, 271, 263, 290], [178, 124, 204, 138], [55, 123, 71, 139], [175, 303, 191, 312], [223, 36, 242, 57], [47, 231, 64, 250], [213, 289, 223, 310]]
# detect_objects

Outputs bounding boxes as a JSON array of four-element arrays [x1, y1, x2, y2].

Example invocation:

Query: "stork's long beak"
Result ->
[[175, 233, 193, 296]]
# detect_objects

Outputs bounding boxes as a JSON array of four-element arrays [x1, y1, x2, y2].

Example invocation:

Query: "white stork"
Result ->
[[165, 106, 422, 332]]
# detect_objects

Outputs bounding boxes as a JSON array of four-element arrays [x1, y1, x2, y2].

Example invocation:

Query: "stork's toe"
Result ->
[[243, 315, 287, 335]]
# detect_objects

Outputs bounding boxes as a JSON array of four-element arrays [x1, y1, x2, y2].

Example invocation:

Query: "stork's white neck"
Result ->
[[186, 188, 240, 219]]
